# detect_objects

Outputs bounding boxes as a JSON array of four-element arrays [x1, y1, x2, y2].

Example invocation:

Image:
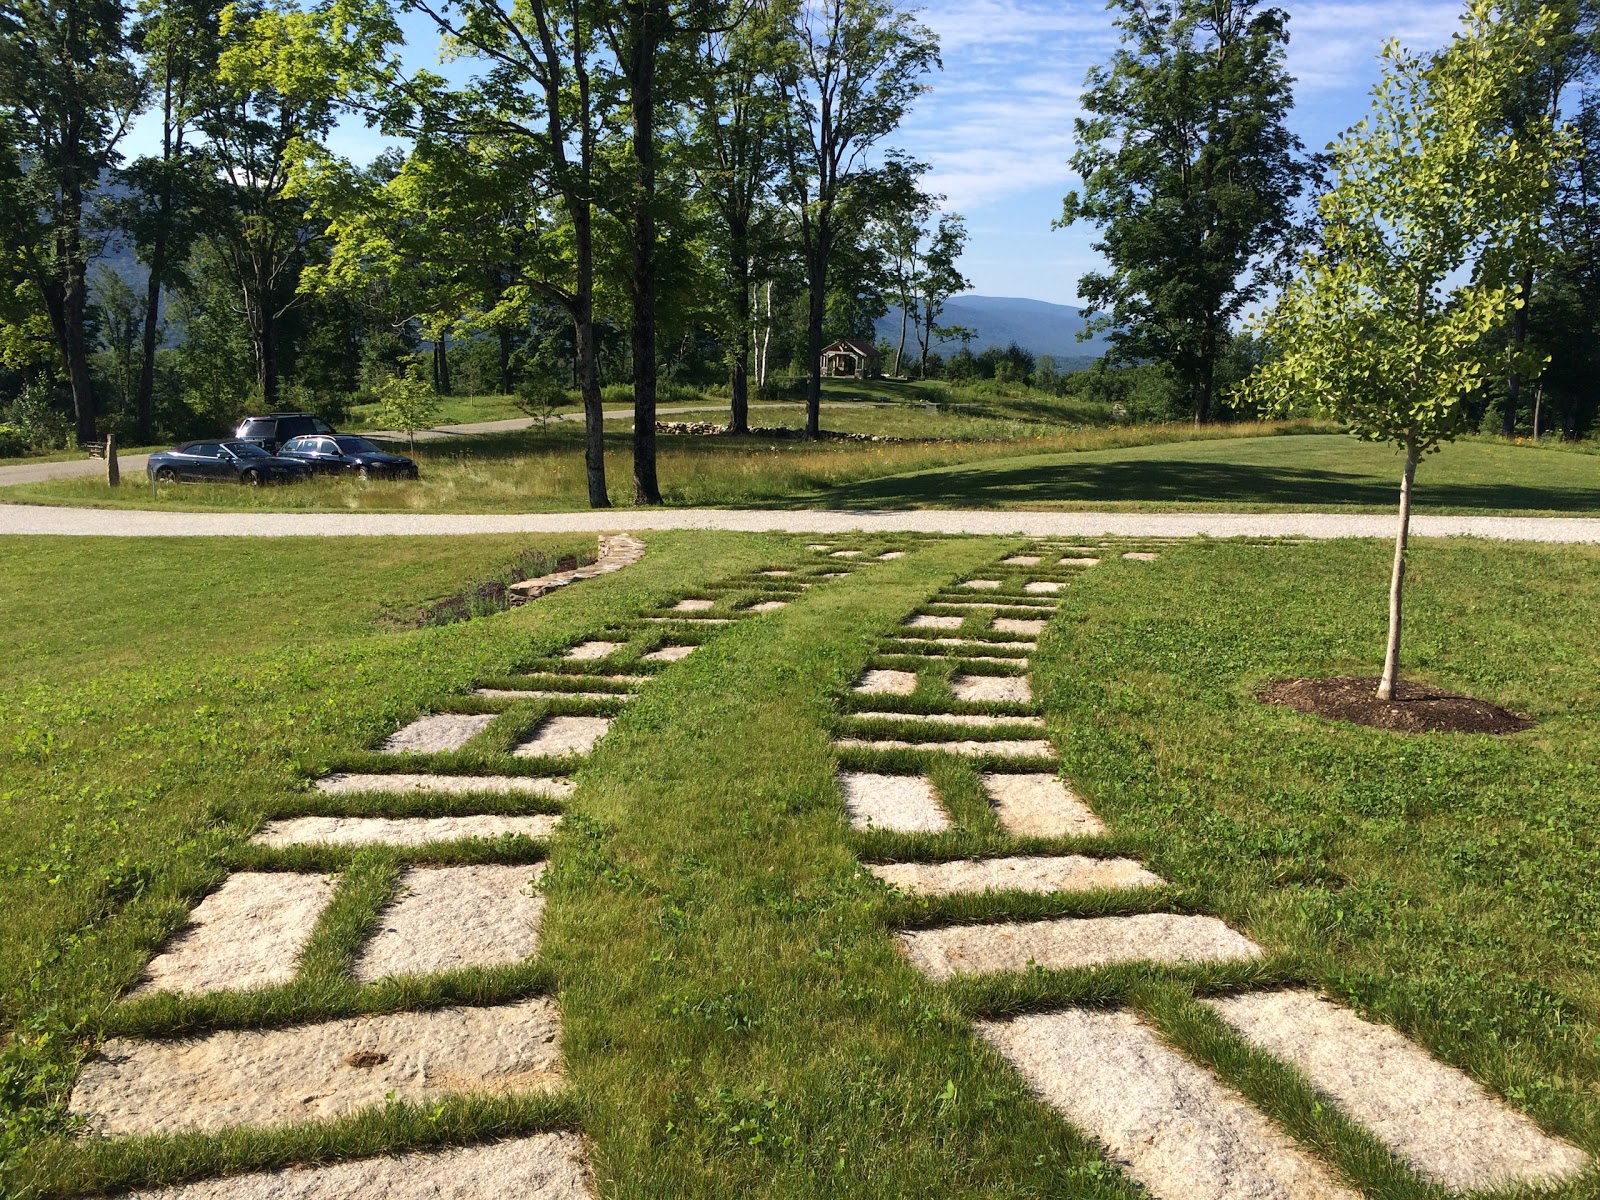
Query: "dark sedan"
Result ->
[[278, 434, 419, 479], [147, 440, 313, 485]]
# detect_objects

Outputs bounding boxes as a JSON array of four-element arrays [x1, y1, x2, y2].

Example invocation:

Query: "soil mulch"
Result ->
[[1259, 676, 1534, 735]]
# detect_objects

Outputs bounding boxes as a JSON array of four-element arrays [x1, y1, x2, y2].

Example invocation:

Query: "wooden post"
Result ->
[[106, 432, 120, 488]]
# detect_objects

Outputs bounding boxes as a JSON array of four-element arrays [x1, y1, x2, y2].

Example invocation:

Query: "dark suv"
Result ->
[[235, 412, 338, 454]]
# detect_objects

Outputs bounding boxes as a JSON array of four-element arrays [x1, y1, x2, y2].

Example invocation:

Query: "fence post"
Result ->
[[106, 432, 120, 488]]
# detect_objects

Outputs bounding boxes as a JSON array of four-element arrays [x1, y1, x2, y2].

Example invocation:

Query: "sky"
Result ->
[[127, 0, 1472, 309]]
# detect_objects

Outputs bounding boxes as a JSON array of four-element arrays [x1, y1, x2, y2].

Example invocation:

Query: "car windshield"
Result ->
[[224, 441, 273, 458], [334, 437, 381, 454]]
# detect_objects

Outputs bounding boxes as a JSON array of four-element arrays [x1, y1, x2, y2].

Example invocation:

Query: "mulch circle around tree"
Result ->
[[1259, 676, 1535, 735]]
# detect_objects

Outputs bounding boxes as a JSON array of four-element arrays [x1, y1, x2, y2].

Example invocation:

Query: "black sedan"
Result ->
[[147, 440, 313, 485], [278, 434, 419, 479]]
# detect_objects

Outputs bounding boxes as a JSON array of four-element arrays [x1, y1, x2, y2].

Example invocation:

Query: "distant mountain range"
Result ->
[[873, 295, 1108, 365]]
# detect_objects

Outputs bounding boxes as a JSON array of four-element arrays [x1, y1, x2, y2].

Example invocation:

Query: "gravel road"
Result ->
[[2, 505, 1596, 542]]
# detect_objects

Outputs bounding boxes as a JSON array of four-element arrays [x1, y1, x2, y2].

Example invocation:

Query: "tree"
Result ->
[[774, 0, 938, 436], [684, 5, 787, 433], [1060, 0, 1312, 424], [372, 353, 439, 453], [0, 0, 143, 443], [192, 0, 340, 410], [1244, 1, 1572, 701], [124, 0, 222, 440], [911, 211, 968, 379]]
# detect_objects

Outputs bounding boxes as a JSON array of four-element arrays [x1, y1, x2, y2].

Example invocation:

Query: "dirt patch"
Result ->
[[381, 713, 497, 754], [355, 865, 547, 982], [314, 773, 574, 797], [513, 716, 613, 758], [981, 773, 1104, 837], [71, 998, 563, 1137], [1259, 676, 1534, 735], [839, 772, 948, 833], [901, 913, 1262, 980], [131, 1134, 597, 1199], [1207, 990, 1589, 1190], [253, 815, 562, 848], [134, 873, 336, 997], [870, 855, 1162, 897], [854, 669, 918, 696], [977, 1009, 1359, 1200], [952, 675, 1032, 704]]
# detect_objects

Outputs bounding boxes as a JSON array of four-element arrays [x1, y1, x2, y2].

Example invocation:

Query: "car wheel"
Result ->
[[242, 469, 261, 486], [154, 467, 176, 483]]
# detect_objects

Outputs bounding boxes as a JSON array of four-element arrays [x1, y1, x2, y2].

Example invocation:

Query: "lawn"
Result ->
[[3, 530, 1596, 1197]]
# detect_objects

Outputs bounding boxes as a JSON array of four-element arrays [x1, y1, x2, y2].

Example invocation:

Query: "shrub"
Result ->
[[0, 423, 27, 457]]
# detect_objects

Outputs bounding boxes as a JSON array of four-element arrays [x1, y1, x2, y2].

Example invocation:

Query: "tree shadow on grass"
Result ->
[[784, 456, 1600, 513]]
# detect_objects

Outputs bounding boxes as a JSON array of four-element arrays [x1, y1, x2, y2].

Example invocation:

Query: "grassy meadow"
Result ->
[[2, 531, 1598, 1197]]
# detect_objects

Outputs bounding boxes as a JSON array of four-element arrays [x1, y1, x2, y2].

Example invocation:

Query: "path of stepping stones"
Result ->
[[837, 540, 1590, 1199], [65, 540, 907, 1197]]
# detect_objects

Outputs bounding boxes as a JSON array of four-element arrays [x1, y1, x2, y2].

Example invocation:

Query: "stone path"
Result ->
[[4, 502, 1600, 542], [834, 538, 1590, 1197], [66, 539, 901, 1194]]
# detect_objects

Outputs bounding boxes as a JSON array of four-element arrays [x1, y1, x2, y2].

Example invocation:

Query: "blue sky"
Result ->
[[129, 0, 1469, 307], [892, 0, 1467, 305]]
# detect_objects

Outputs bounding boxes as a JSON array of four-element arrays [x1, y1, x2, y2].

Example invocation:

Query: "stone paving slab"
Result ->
[[746, 600, 788, 612], [673, 598, 716, 611], [643, 645, 697, 662], [314, 773, 575, 798], [839, 772, 949, 833], [254, 814, 563, 848], [993, 618, 1047, 636], [514, 716, 613, 758], [853, 669, 919, 695], [962, 579, 1002, 590], [1023, 581, 1066, 594], [1059, 556, 1100, 566], [884, 637, 1036, 652], [508, 532, 645, 601], [1206, 990, 1591, 1191], [952, 675, 1032, 703], [475, 688, 636, 701], [381, 714, 496, 754], [355, 865, 547, 982], [977, 1009, 1359, 1200], [870, 855, 1163, 896], [1124, 551, 1161, 561], [835, 737, 1055, 759], [71, 998, 564, 1137], [564, 641, 623, 661], [905, 654, 1030, 667], [134, 873, 337, 997], [852, 711, 1046, 729], [900, 913, 1263, 980], [129, 1134, 596, 1199], [1002, 555, 1042, 565], [982, 773, 1105, 837], [642, 616, 734, 624], [906, 614, 966, 630]]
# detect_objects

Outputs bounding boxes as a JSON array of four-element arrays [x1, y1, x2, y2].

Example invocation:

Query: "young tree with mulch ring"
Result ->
[[1246, 1, 1573, 703]]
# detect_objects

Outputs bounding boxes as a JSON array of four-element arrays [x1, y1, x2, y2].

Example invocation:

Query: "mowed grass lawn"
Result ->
[[2, 532, 1598, 1197]]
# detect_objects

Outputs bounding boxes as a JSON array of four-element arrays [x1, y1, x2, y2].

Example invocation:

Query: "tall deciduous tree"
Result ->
[[0, 0, 142, 443], [684, 4, 786, 433], [1061, 0, 1311, 424], [912, 211, 968, 378], [1245, 1, 1572, 700], [774, 0, 937, 436], [124, 0, 222, 440]]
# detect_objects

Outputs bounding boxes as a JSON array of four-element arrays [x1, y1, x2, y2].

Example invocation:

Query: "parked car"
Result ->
[[278, 434, 420, 479], [234, 412, 338, 454], [147, 440, 313, 485]]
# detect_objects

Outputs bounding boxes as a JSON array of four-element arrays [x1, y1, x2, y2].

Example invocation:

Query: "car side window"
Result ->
[[189, 443, 219, 458], [316, 438, 338, 455]]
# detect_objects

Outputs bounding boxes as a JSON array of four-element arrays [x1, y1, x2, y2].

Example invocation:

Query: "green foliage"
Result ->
[[1061, 0, 1312, 422], [1245, 1, 1575, 455], [373, 356, 440, 447]]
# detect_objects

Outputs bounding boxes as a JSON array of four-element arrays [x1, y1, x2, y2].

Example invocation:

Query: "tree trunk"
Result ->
[[499, 327, 513, 394], [894, 292, 909, 377], [62, 268, 98, 444], [432, 331, 452, 396], [729, 245, 751, 435], [626, 14, 662, 505], [805, 244, 826, 437], [1193, 324, 1216, 425], [136, 242, 164, 442], [1503, 268, 1532, 437], [573, 200, 609, 508], [1376, 437, 1419, 702], [105, 431, 119, 487]]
